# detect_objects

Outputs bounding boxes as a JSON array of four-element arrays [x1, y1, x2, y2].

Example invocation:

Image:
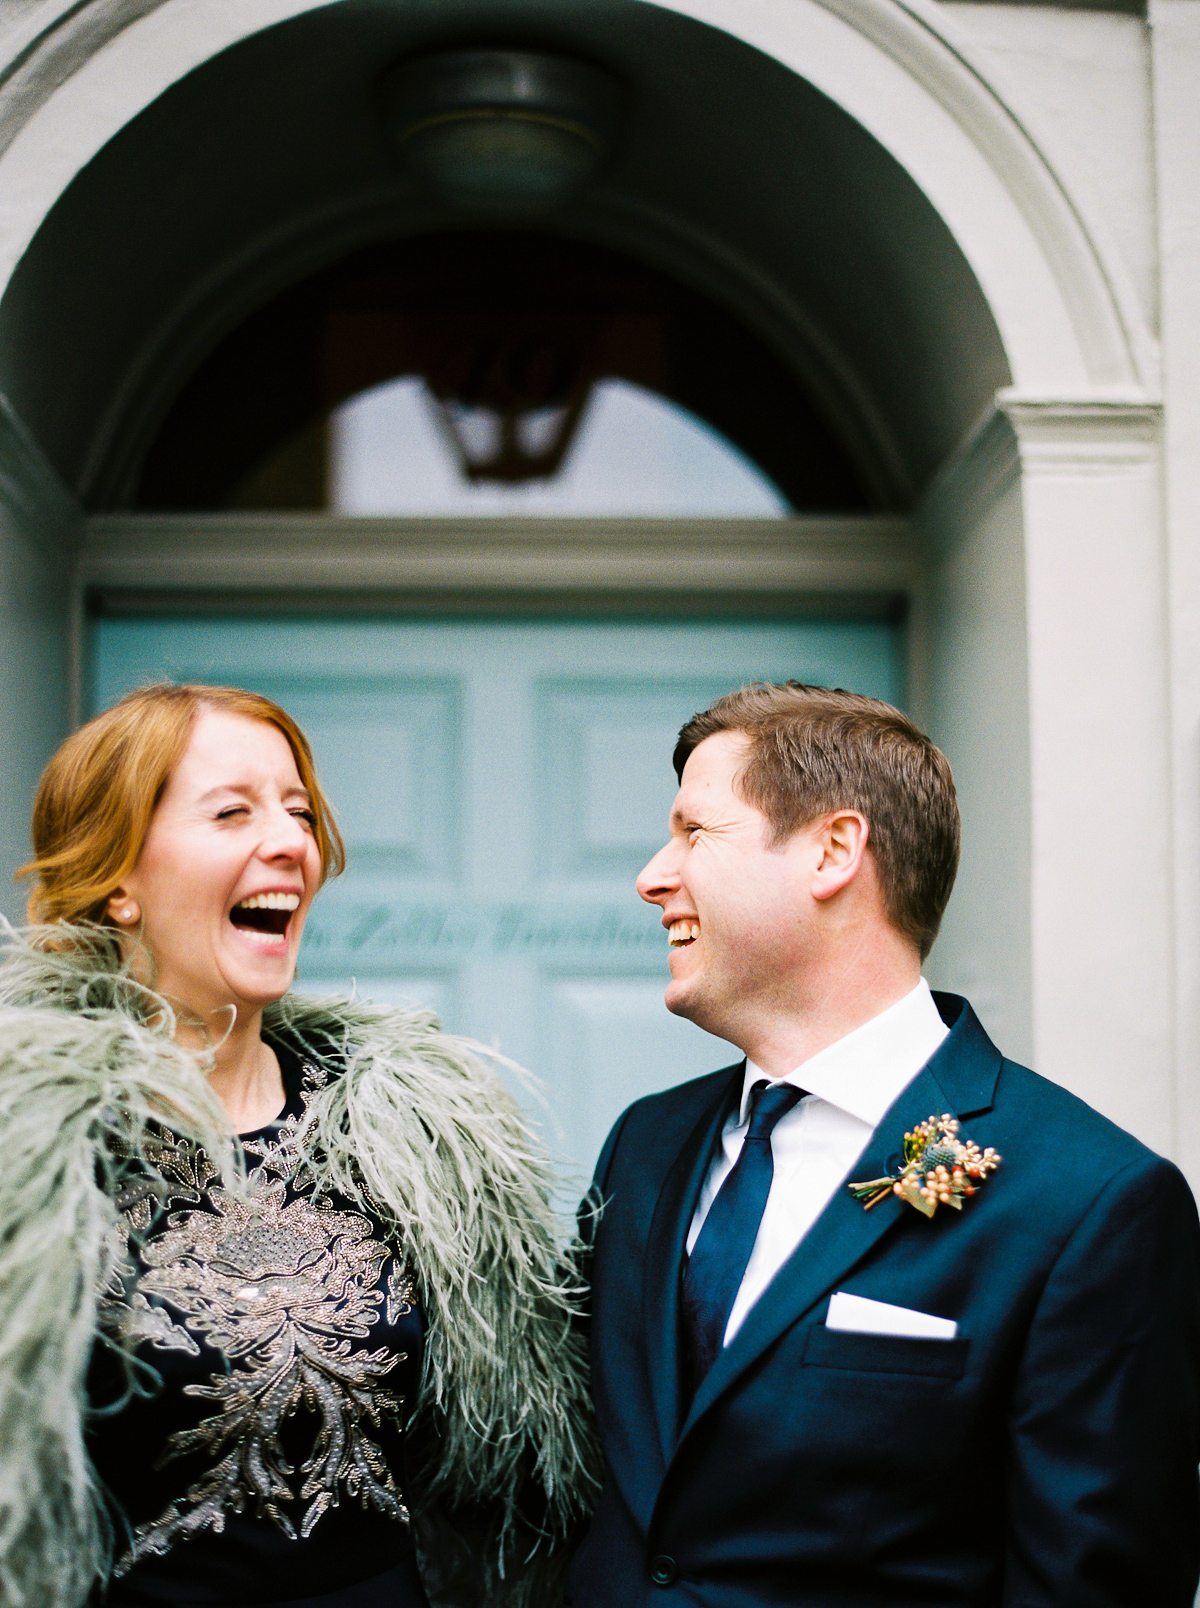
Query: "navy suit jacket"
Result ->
[[567, 994, 1200, 1607]]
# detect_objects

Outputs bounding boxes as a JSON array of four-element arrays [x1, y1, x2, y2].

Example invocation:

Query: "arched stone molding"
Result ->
[[0, 0, 1182, 1175], [691, 0, 1158, 394], [0, 0, 1158, 405]]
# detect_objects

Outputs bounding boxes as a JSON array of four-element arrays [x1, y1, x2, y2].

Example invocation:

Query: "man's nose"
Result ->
[[636, 841, 680, 905]]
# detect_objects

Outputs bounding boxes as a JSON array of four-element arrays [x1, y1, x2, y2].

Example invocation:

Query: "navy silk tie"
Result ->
[[682, 1079, 804, 1385]]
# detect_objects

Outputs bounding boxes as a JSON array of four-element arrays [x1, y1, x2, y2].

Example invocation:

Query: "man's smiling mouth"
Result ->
[[668, 920, 700, 948], [229, 891, 300, 939]]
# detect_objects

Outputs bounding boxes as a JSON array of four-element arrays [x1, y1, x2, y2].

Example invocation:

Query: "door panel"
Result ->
[[540, 974, 741, 1184], [537, 679, 740, 880], [261, 677, 462, 875], [91, 616, 903, 1178]]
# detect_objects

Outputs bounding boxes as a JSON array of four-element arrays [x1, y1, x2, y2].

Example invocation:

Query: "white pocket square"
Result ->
[[826, 1291, 957, 1340]]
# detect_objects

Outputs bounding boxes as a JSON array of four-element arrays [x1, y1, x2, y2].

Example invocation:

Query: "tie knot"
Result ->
[[745, 1080, 804, 1142]]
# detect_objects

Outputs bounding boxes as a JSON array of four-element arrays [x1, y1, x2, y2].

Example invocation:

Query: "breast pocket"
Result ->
[[801, 1325, 968, 1379]]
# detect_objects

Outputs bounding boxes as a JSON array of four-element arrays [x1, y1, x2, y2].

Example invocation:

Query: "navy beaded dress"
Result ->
[[88, 1039, 429, 1608]]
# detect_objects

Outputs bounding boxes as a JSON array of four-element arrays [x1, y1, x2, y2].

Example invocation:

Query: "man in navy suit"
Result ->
[[568, 682, 1200, 1607]]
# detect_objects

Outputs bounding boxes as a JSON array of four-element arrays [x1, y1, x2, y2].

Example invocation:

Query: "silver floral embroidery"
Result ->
[[100, 1062, 417, 1574]]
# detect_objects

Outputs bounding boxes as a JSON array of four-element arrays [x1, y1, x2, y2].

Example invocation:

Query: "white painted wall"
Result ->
[[921, 416, 1033, 1069], [1151, 0, 1200, 1188], [1013, 401, 1174, 1156], [921, 394, 1179, 1170], [941, 3, 1158, 331], [0, 397, 78, 922]]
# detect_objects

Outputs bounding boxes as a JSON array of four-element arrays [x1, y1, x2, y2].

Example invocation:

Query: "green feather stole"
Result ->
[[0, 924, 599, 1607]]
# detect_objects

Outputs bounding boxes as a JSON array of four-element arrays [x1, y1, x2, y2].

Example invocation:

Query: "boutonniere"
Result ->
[[849, 1113, 1001, 1218]]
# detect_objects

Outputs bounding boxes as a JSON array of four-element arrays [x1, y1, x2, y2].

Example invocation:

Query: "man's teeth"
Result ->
[[668, 920, 701, 947], [234, 892, 301, 912]]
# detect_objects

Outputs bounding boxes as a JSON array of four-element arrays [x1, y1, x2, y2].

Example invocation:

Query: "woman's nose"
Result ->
[[262, 805, 309, 861]]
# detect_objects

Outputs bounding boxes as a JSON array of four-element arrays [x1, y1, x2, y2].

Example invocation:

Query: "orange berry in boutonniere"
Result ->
[[849, 1115, 1001, 1218]]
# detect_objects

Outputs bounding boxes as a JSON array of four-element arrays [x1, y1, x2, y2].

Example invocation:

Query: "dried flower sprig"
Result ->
[[849, 1113, 1001, 1219]]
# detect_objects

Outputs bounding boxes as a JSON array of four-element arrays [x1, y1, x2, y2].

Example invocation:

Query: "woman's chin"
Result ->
[[221, 929, 299, 1003]]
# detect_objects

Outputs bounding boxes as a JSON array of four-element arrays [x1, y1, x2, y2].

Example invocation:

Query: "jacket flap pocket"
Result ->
[[802, 1325, 967, 1378]]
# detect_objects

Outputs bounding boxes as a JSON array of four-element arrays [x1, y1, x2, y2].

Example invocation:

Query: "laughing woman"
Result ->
[[0, 684, 596, 1608]]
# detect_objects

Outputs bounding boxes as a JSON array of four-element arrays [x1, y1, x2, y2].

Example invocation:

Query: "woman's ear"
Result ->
[[106, 890, 141, 927]]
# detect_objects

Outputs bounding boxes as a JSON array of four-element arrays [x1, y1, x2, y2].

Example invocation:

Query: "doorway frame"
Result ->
[[78, 509, 924, 717]]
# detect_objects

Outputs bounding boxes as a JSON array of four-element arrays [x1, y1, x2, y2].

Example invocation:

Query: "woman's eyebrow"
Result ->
[[196, 782, 252, 803], [194, 781, 312, 804]]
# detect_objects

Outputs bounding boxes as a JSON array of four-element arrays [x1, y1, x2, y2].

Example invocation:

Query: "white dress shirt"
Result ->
[[685, 978, 950, 1346]]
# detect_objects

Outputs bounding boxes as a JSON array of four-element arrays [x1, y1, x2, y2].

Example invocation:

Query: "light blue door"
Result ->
[[92, 617, 903, 1184]]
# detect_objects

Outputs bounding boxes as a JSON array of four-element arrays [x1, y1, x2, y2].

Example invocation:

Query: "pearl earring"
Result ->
[[121, 907, 134, 921]]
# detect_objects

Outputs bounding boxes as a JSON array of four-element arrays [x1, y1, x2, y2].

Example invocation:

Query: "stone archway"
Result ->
[[0, 0, 1176, 1160], [0, 0, 1154, 394]]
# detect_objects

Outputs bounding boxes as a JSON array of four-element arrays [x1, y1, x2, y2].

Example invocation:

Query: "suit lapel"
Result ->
[[642, 1062, 744, 1461], [677, 997, 1002, 1442]]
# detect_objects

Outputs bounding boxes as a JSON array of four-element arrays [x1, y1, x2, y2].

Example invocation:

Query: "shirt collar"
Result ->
[[741, 978, 949, 1129]]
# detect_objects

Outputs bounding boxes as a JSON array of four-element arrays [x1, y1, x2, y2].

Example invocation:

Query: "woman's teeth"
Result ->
[[230, 891, 300, 937], [237, 892, 301, 912], [668, 920, 701, 947]]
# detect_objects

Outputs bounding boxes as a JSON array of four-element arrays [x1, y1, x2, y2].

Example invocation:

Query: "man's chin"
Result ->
[[665, 978, 738, 1048], [664, 976, 706, 1026]]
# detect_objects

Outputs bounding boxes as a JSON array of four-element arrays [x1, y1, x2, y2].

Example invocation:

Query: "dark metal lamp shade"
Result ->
[[382, 50, 623, 214]]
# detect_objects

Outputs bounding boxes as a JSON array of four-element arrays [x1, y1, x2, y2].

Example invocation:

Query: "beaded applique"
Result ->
[[99, 1062, 416, 1572]]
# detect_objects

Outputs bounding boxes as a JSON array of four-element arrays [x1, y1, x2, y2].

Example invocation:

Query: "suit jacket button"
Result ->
[[649, 1555, 678, 1586]]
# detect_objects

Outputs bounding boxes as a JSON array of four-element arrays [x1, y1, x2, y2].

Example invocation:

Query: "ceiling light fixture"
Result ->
[[382, 49, 623, 215]]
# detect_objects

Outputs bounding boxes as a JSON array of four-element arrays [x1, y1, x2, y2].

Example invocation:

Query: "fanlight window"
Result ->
[[129, 232, 870, 517], [330, 375, 788, 517]]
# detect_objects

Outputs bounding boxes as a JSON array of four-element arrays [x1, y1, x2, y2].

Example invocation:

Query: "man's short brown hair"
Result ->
[[674, 683, 960, 959]]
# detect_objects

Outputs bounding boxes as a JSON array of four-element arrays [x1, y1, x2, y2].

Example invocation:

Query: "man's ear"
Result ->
[[811, 811, 870, 903]]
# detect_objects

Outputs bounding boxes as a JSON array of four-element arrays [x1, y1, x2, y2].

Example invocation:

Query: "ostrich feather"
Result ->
[[0, 925, 598, 1607]]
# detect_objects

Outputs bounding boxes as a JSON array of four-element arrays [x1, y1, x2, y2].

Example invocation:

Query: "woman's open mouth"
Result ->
[[229, 891, 300, 945]]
